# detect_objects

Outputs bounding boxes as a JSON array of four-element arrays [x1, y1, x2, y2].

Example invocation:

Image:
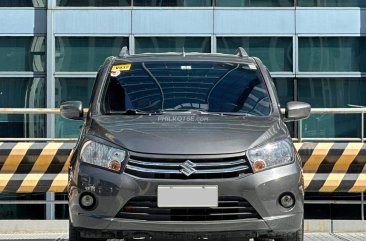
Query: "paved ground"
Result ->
[[0, 233, 366, 241]]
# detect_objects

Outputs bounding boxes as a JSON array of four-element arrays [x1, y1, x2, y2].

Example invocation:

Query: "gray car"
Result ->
[[62, 47, 310, 241]]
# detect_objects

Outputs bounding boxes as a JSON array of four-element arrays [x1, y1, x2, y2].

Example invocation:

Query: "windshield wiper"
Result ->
[[189, 110, 221, 115], [124, 109, 150, 115], [160, 109, 220, 116], [218, 112, 254, 116], [108, 109, 253, 116], [108, 109, 162, 115], [160, 109, 254, 116]]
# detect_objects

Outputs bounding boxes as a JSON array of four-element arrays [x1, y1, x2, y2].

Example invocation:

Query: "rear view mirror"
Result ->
[[285, 101, 311, 122], [60, 101, 83, 120]]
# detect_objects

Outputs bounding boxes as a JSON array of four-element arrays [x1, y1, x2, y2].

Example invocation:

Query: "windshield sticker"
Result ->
[[111, 70, 121, 77], [248, 64, 257, 70], [112, 64, 132, 72]]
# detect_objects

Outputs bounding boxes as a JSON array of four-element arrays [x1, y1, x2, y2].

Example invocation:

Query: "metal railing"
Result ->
[[305, 192, 365, 221], [0, 107, 365, 142], [293, 108, 366, 142], [0, 108, 88, 142]]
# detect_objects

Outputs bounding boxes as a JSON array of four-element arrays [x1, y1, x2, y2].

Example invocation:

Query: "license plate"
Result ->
[[157, 185, 218, 208]]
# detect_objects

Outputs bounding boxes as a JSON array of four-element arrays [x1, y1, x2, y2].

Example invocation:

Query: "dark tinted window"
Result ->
[[134, 0, 211, 6], [55, 37, 129, 72], [298, 0, 366, 7], [217, 37, 293, 72], [273, 78, 294, 106], [135, 37, 211, 54], [56, 0, 130, 6], [55, 78, 95, 138], [0, 37, 46, 72], [0, 193, 46, 219], [298, 78, 366, 138], [216, 0, 293, 7], [299, 37, 366, 72], [273, 78, 294, 137], [0, 0, 46, 7], [0, 78, 46, 138], [104, 61, 271, 116]]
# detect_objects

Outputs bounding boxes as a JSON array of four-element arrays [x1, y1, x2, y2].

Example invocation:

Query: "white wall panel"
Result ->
[[0, 10, 46, 34], [297, 9, 364, 35], [132, 9, 213, 34], [215, 9, 295, 35], [55, 10, 131, 35]]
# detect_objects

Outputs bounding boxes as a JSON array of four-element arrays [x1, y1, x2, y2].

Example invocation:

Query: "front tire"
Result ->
[[255, 220, 304, 241], [69, 221, 84, 241], [273, 227, 303, 241], [69, 222, 108, 241]]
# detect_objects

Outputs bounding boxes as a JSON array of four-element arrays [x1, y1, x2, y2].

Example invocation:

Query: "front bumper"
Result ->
[[69, 161, 304, 236]]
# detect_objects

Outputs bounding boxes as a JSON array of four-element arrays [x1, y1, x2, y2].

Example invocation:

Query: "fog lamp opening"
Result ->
[[80, 193, 96, 210], [279, 193, 295, 209]]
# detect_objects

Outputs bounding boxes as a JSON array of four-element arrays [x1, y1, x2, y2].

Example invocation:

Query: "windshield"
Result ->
[[103, 61, 272, 116]]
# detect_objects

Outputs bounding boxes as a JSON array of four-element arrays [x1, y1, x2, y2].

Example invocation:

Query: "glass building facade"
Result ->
[[0, 0, 366, 219]]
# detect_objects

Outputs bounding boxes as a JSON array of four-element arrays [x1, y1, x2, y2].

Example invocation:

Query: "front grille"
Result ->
[[124, 154, 252, 179], [116, 196, 261, 221]]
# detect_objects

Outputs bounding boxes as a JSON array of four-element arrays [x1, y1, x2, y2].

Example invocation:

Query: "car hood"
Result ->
[[88, 114, 288, 155]]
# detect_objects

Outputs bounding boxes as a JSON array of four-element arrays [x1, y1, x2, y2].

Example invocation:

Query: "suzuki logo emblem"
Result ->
[[180, 160, 197, 176]]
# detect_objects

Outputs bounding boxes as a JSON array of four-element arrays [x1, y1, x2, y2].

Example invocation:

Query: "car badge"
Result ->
[[179, 160, 197, 176]]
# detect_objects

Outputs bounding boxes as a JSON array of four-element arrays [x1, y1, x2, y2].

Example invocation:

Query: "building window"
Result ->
[[298, 78, 366, 138], [298, 37, 366, 72], [0, 0, 46, 7], [273, 78, 295, 137], [216, 37, 293, 72], [0, 193, 46, 219], [273, 78, 294, 106], [55, 193, 68, 220], [0, 37, 46, 72], [134, 0, 212, 7], [55, 37, 129, 72], [56, 0, 131, 6], [55, 78, 95, 107], [297, 0, 366, 7], [215, 0, 294, 7], [135, 37, 211, 54], [55, 78, 95, 138], [0, 78, 46, 138]]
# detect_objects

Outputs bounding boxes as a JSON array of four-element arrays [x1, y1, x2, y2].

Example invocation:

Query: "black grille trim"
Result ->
[[116, 196, 261, 221]]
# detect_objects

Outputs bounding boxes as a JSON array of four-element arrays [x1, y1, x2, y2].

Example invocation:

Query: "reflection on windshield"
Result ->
[[104, 61, 271, 116]]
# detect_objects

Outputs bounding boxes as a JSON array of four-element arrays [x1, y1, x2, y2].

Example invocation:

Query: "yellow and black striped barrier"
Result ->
[[0, 142, 366, 193], [295, 143, 366, 193], [0, 142, 74, 193]]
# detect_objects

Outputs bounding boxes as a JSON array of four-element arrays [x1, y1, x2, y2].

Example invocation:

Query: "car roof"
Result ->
[[106, 47, 258, 65], [114, 53, 254, 63]]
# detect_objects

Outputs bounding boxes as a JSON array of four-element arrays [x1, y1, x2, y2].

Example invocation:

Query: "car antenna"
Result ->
[[119, 46, 130, 58], [235, 47, 249, 58]]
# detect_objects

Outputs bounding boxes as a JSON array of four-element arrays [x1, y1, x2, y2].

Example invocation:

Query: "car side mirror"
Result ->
[[285, 101, 311, 122], [60, 101, 83, 120]]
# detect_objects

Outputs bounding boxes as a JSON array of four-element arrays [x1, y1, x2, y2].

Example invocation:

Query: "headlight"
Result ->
[[80, 140, 126, 172], [247, 139, 294, 172]]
